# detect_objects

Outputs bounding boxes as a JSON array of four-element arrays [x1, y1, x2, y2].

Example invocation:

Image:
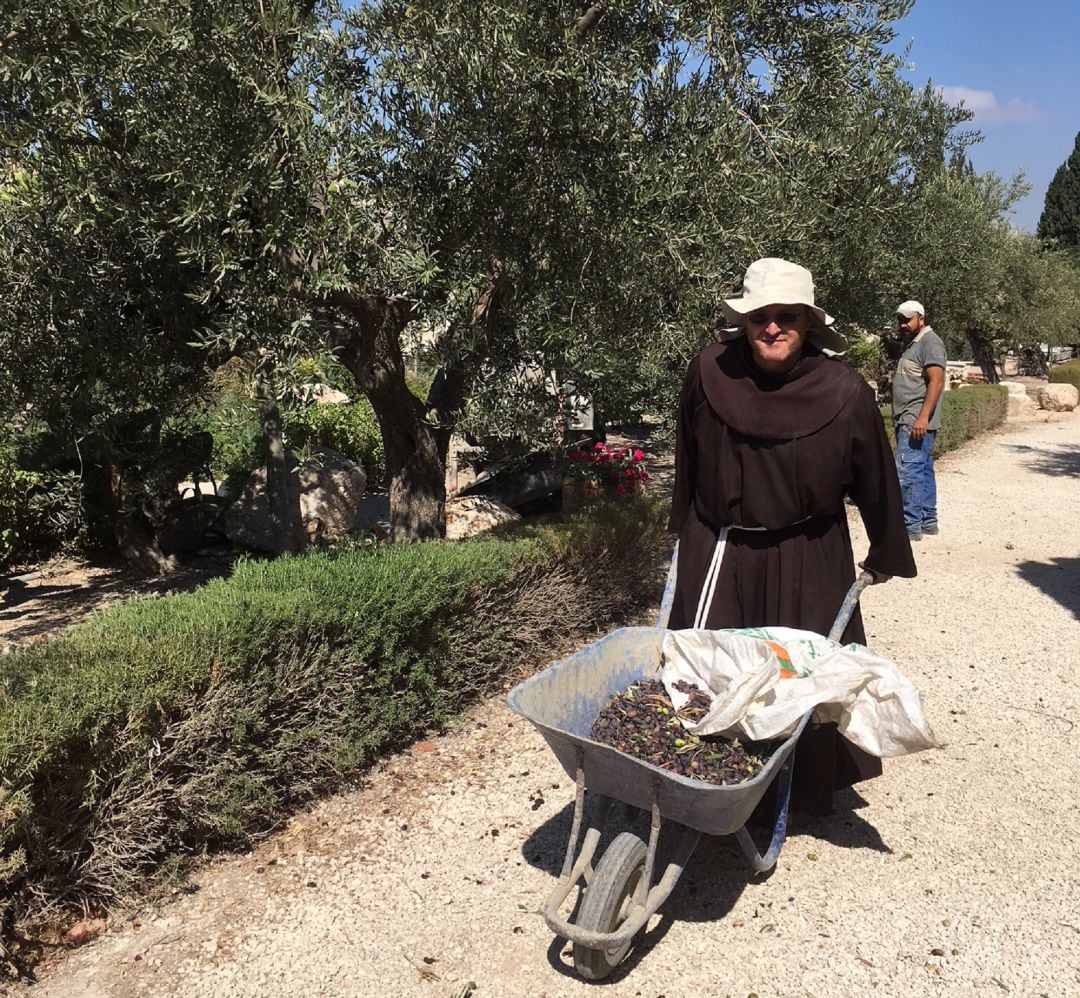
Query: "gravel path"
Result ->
[[14, 412, 1080, 998]]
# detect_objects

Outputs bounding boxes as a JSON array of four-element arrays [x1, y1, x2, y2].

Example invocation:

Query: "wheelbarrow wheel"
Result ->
[[573, 831, 648, 980]]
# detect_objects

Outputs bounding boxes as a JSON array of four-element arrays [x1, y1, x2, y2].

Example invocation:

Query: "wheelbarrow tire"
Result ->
[[573, 831, 648, 980]]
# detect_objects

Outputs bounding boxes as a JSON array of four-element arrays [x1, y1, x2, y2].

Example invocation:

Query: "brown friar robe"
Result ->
[[668, 338, 917, 812]]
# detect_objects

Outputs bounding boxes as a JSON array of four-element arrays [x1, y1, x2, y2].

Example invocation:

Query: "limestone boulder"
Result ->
[[1036, 383, 1078, 412], [309, 383, 351, 405], [1007, 393, 1039, 418], [997, 380, 1030, 398], [444, 496, 522, 541], [225, 448, 367, 552]]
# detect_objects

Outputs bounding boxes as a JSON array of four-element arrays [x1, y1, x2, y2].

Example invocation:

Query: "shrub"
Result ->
[[934, 385, 1008, 455], [287, 400, 385, 482], [1048, 359, 1080, 391], [880, 385, 1006, 457], [843, 335, 885, 385], [0, 436, 86, 572], [0, 442, 39, 570], [0, 499, 670, 966]]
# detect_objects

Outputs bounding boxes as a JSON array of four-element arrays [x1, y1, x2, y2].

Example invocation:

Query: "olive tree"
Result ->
[[1, 0, 926, 543]]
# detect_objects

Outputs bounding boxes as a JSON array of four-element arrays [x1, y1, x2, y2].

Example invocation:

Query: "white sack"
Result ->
[[661, 627, 938, 758]]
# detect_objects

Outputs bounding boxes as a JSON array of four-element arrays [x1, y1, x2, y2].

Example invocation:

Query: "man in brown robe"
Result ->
[[668, 258, 916, 813]]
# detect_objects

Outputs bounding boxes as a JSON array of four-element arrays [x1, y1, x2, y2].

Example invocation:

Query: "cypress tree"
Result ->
[[1037, 132, 1080, 246]]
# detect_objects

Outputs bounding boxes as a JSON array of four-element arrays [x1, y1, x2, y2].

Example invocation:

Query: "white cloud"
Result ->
[[937, 86, 1044, 124]]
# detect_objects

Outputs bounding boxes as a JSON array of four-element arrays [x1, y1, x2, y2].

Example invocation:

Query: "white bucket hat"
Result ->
[[719, 257, 848, 355]]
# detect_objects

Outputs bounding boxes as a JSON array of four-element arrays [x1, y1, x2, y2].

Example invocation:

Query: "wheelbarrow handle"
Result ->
[[827, 570, 876, 643], [656, 541, 680, 629]]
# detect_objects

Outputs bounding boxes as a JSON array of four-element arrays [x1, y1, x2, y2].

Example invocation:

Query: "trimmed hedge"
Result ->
[[0, 499, 670, 966], [1048, 359, 1080, 391], [881, 384, 1007, 457], [934, 384, 1008, 455]]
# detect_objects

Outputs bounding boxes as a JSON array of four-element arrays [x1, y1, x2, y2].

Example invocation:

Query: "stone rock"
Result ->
[[1007, 393, 1039, 418], [444, 496, 522, 540], [997, 380, 1029, 397], [177, 480, 229, 499], [309, 383, 351, 405], [1036, 383, 1078, 412], [225, 448, 366, 552]]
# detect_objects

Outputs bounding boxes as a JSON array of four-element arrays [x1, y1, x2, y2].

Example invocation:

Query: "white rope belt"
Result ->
[[691, 515, 816, 629]]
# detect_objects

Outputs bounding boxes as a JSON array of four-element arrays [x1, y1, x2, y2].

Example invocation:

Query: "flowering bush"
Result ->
[[561, 442, 650, 497]]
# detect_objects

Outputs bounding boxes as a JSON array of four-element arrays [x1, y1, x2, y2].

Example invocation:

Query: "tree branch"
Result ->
[[574, 4, 606, 39]]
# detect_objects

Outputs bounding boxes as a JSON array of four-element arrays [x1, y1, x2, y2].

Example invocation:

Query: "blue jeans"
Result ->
[[895, 424, 937, 535]]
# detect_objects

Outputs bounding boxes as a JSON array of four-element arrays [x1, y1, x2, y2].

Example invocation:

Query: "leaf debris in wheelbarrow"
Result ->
[[589, 679, 772, 785]]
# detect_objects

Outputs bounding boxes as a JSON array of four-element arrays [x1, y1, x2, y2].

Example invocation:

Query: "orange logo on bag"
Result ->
[[765, 640, 798, 678]]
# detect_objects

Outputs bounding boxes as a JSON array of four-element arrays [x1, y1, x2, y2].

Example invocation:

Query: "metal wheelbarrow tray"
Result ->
[[505, 557, 871, 979]]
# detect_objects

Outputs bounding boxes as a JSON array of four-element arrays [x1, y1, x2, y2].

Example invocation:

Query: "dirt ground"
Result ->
[[0, 551, 241, 652], [5, 410, 1080, 998]]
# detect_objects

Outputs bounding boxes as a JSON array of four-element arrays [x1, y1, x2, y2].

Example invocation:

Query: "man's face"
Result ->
[[744, 304, 811, 373], [898, 311, 924, 338]]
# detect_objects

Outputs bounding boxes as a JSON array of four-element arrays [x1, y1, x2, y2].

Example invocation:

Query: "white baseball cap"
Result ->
[[896, 300, 925, 319]]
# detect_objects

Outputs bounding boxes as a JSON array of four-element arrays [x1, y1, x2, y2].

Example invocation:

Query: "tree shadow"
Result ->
[[521, 784, 891, 983], [1015, 558, 1080, 621], [0, 551, 242, 645], [1003, 442, 1080, 477]]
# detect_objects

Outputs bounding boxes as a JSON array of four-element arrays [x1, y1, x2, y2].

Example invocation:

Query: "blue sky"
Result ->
[[889, 0, 1080, 233]]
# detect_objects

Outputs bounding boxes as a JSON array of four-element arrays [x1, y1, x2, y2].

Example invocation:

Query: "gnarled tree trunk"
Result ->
[[260, 400, 306, 555], [966, 328, 1000, 384], [334, 297, 446, 540]]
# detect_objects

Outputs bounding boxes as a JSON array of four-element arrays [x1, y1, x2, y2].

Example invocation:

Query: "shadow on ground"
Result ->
[[1003, 442, 1080, 478], [521, 784, 888, 982], [0, 551, 241, 645], [1015, 557, 1080, 621]]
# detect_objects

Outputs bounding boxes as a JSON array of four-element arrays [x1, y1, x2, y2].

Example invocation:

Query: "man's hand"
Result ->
[[910, 415, 930, 442], [858, 561, 892, 584]]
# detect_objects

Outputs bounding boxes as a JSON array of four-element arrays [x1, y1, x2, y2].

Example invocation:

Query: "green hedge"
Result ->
[[881, 384, 1007, 457], [934, 384, 1008, 455], [1048, 359, 1080, 391], [0, 499, 669, 964]]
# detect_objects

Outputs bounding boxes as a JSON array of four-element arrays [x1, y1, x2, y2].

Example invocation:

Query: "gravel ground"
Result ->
[[11, 411, 1080, 998]]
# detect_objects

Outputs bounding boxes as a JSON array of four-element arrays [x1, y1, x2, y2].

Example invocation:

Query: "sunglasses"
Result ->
[[745, 309, 807, 327]]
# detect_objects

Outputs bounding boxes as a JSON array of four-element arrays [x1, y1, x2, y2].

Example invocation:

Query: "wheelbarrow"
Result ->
[[506, 547, 874, 980]]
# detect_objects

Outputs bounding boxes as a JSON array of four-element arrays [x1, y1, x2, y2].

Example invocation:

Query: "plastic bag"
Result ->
[[661, 627, 938, 758]]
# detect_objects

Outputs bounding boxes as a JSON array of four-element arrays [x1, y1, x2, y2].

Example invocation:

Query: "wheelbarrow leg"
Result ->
[[570, 789, 700, 980], [734, 753, 795, 873]]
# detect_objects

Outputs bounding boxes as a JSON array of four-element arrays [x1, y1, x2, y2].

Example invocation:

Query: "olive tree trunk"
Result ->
[[259, 400, 307, 555], [966, 328, 1000, 384], [333, 297, 446, 540]]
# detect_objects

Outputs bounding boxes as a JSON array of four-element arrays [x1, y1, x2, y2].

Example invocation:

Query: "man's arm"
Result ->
[[911, 365, 944, 442]]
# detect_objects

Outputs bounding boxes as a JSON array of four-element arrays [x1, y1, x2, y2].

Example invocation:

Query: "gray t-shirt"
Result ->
[[892, 326, 947, 429]]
